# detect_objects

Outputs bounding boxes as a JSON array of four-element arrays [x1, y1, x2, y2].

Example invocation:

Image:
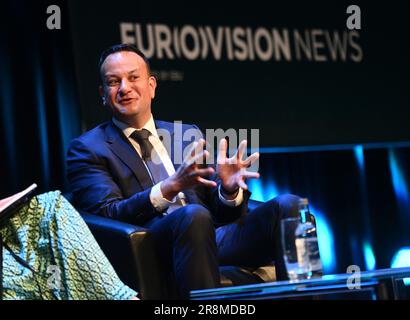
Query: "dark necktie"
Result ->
[[130, 129, 169, 184]]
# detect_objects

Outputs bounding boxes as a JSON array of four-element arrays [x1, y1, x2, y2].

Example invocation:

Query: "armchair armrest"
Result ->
[[80, 211, 164, 299]]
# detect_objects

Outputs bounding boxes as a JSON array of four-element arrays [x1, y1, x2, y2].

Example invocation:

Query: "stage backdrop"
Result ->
[[67, 1, 410, 148]]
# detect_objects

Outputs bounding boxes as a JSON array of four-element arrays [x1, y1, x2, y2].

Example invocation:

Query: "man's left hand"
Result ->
[[216, 138, 260, 195]]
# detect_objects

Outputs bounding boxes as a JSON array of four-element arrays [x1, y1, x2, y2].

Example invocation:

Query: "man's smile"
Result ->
[[118, 97, 136, 104]]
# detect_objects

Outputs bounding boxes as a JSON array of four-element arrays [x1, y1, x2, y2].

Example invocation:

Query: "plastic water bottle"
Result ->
[[294, 198, 323, 279]]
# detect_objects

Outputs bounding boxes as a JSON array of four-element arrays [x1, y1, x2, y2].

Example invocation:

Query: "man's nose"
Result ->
[[119, 78, 131, 96]]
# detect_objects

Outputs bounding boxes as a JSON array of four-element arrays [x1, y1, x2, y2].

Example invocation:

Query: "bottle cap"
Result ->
[[299, 198, 309, 206]]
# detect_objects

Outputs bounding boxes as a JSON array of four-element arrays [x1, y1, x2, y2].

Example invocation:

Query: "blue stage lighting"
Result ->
[[363, 241, 376, 271], [391, 247, 410, 269]]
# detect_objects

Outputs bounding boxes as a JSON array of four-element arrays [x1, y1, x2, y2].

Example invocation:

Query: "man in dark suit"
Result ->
[[67, 44, 300, 298]]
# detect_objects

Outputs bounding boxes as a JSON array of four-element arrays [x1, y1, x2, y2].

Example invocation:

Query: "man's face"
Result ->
[[99, 51, 156, 124]]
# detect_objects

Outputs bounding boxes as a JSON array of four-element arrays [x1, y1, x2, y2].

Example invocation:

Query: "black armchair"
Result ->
[[79, 211, 165, 299], [66, 194, 276, 299]]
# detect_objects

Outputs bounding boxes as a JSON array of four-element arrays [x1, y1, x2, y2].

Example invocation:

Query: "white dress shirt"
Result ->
[[112, 115, 243, 214]]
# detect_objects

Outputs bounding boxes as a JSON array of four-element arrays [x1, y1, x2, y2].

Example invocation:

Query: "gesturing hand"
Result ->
[[217, 138, 260, 194], [161, 139, 217, 200]]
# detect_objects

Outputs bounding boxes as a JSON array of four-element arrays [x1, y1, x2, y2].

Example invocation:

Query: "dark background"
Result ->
[[68, 1, 410, 147], [1, 0, 410, 278]]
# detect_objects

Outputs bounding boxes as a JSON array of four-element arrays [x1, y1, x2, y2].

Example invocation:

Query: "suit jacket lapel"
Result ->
[[154, 119, 178, 169], [155, 120, 200, 204], [105, 122, 153, 190], [154, 120, 194, 171], [105, 120, 201, 204]]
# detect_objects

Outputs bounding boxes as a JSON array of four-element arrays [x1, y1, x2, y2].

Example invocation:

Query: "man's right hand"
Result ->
[[160, 139, 216, 201]]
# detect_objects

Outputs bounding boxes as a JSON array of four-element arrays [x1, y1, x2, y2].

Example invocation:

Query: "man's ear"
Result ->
[[149, 76, 157, 99], [98, 85, 106, 105]]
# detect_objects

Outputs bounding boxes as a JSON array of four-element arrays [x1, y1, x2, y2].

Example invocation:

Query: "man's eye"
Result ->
[[107, 79, 119, 86], [129, 75, 138, 81]]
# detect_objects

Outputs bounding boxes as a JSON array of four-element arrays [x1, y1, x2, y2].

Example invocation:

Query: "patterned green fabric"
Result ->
[[1, 191, 137, 300]]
